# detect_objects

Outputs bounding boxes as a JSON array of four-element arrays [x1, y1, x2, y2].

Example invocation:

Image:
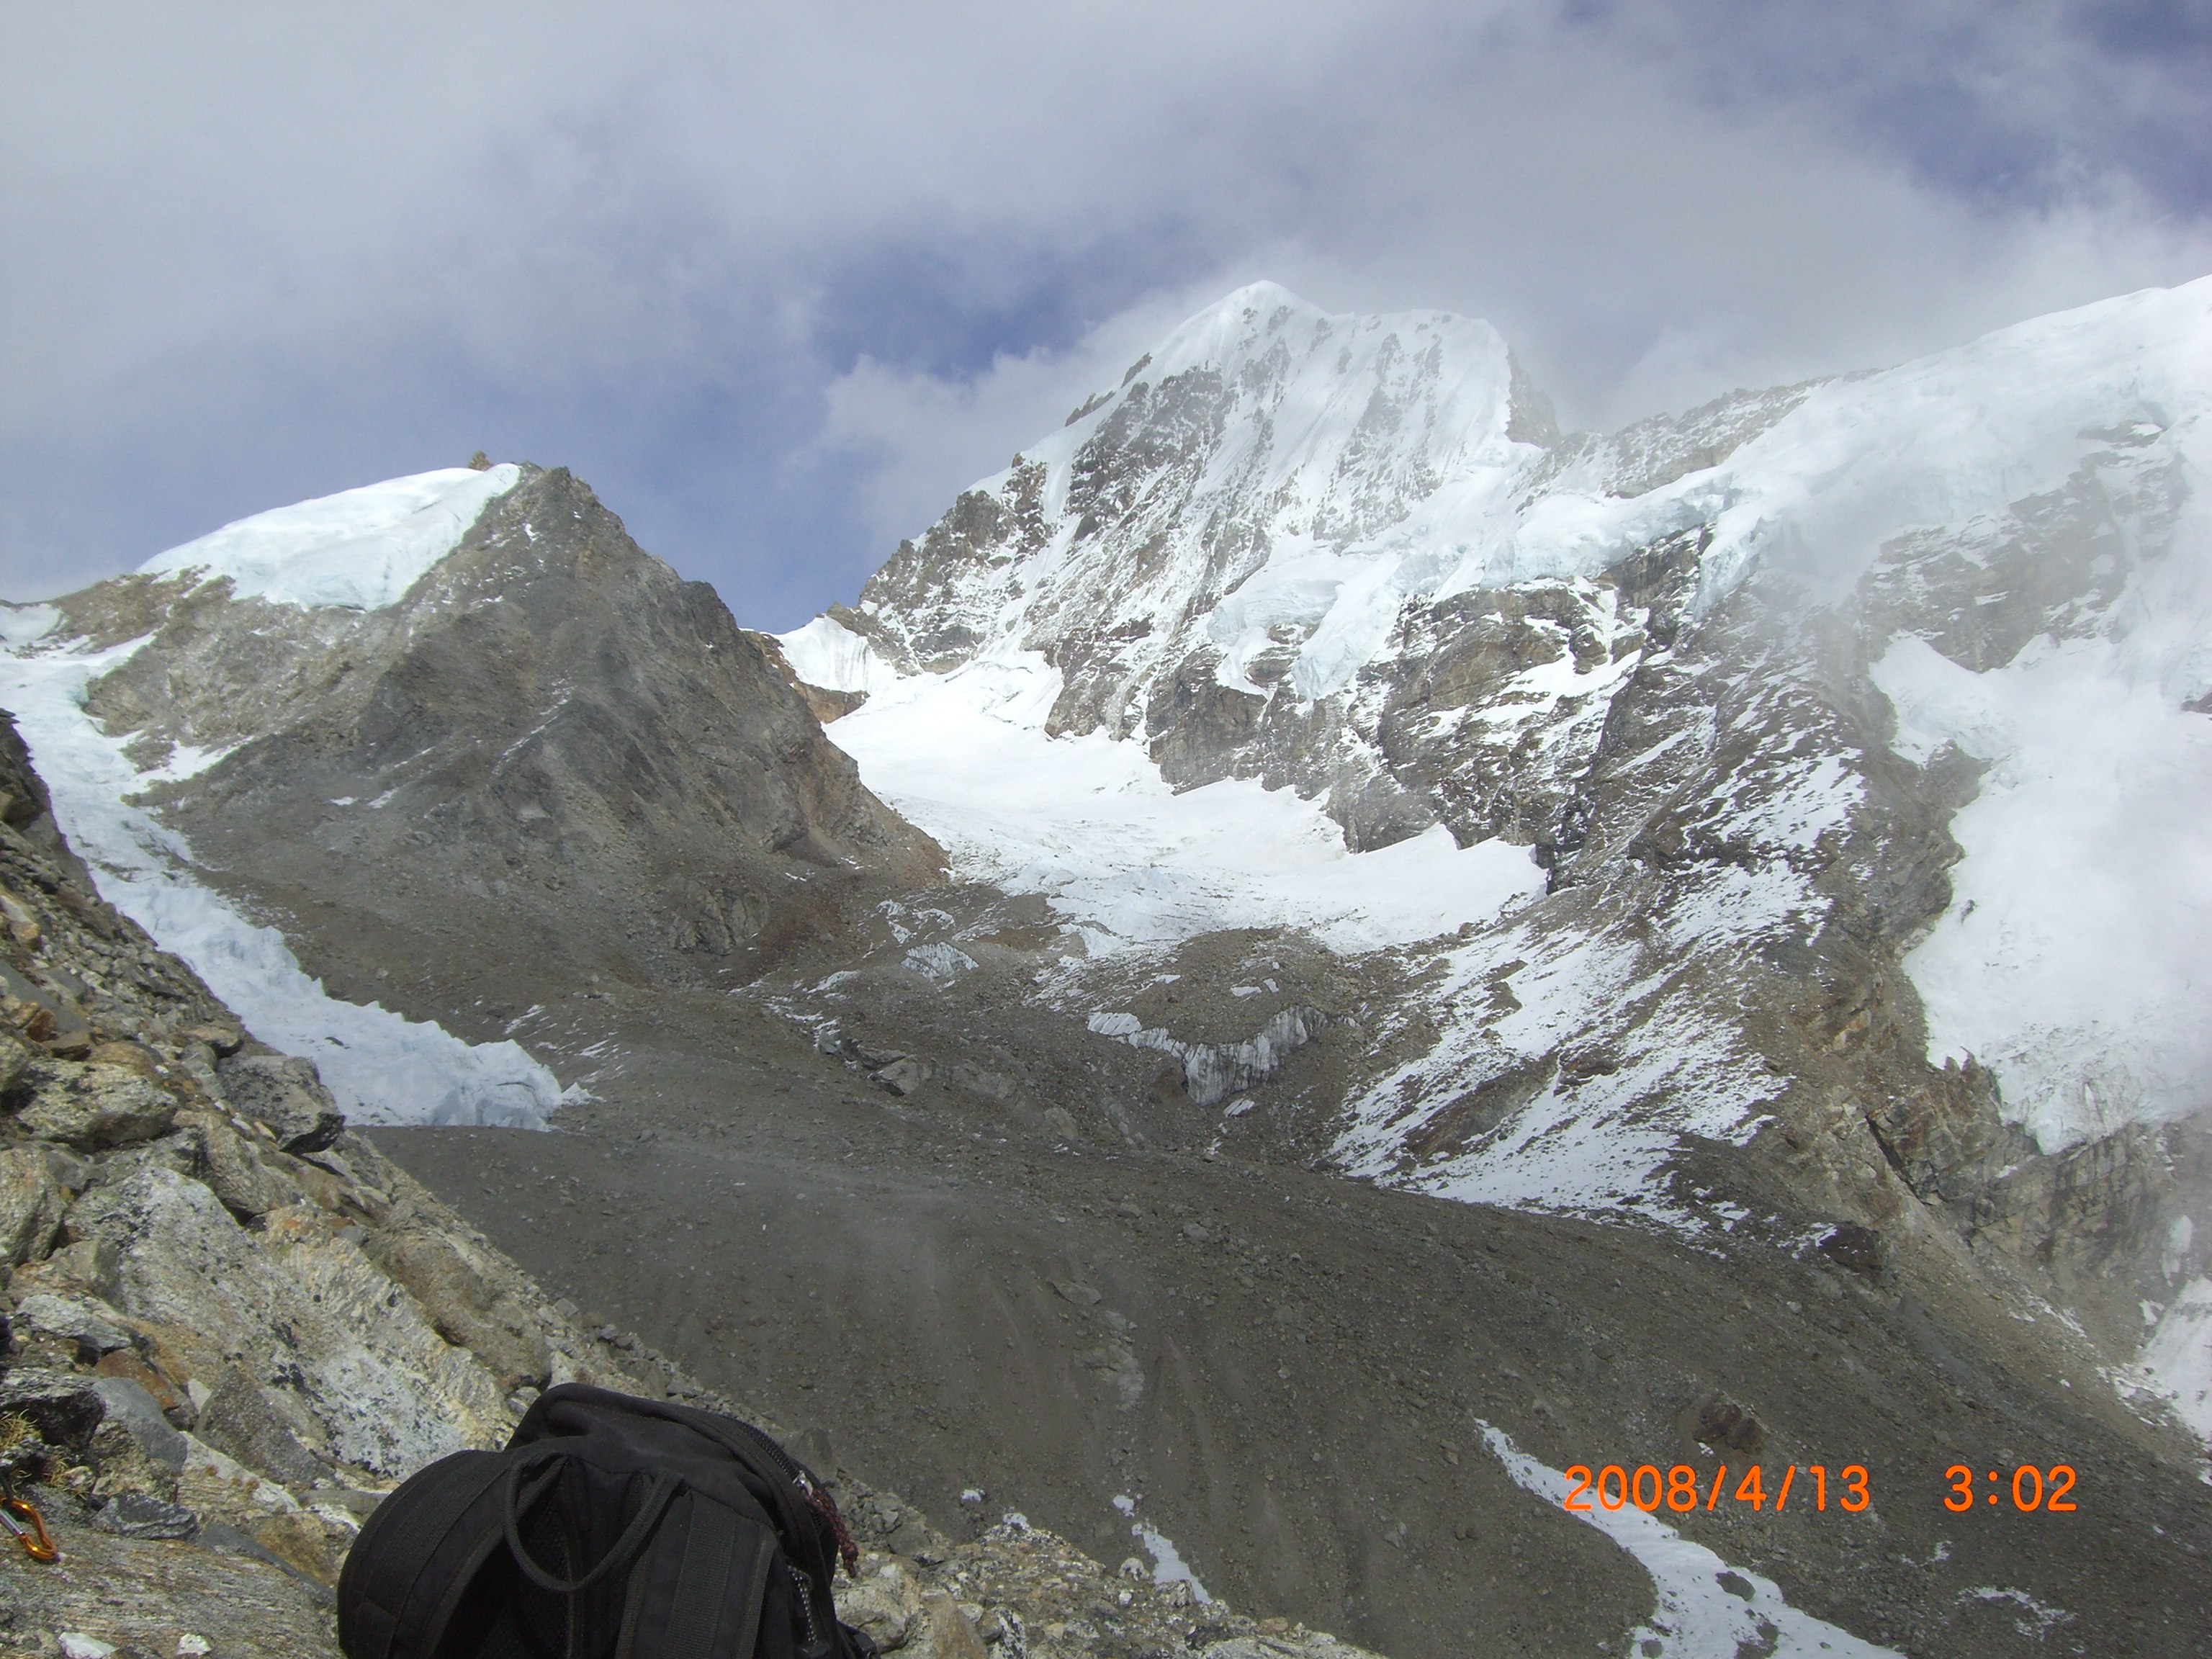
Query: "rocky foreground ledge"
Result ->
[[0, 709, 1378, 1658]]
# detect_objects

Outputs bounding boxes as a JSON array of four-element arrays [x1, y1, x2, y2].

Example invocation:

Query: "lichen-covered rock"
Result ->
[[63, 1168, 507, 1477], [0, 1141, 69, 1262], [12, 1062, 177, 1150], [266, 1210, 513, 1467], [361, 1218, 551, 1389], [9, 1236, 120, 1302], [0, 1020, 37, 1093], [186, 1109, 302, 1219], [194, 1364, 325, 1490]]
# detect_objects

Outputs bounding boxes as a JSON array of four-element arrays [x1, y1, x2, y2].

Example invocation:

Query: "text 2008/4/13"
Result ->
[[1562, 1464, 1867, 1514]]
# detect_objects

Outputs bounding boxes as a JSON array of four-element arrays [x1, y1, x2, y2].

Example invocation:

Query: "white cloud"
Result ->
[[814, 273, 1268, 552], [4, 1, 2208, 608]]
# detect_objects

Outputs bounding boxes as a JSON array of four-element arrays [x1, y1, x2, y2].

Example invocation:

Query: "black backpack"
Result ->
[[337, 1384, 879, 1659]]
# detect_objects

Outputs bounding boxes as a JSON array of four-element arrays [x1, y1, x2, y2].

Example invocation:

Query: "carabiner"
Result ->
[[0, 1471, 58, 1563]]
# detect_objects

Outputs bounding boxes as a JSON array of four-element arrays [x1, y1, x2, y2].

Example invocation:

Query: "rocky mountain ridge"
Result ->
[[61, 462, 942, 994]]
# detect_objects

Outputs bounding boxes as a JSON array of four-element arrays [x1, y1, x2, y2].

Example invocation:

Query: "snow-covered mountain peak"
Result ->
[[138, 464, 521, 612], [830, 284, 1554, 729], [787, 274, 2212, 1317]]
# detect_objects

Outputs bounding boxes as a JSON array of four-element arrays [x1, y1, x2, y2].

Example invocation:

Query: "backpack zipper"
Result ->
[[789, 1563, 824, 1649]]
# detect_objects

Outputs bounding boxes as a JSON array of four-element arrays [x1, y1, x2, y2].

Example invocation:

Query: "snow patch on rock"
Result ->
[[139, 466, 521, 612], [2138, 1277, 2212, 1444], [1478, 1421, 1904, 1658]]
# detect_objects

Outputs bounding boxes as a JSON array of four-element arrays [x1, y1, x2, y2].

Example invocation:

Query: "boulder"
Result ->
[[0, 1142, 68, 1262], [92, 1491, 199, 1539], [179, 1021, 246, 1056], [12, 1062, 178, 1149], [12, 1291, 134, 1361], [195, 1364, 326, 1489], [176, 1432, 310, 1537], [274, 1141, 393, 1224], [362, 1220, 552, 1390], [835, 1554, 929, 1651], [96, 1349, 184, 1416], [91, 1375, 189, 1473], [871, 1058, 932, 1096], [87, 1415, 181, 1505], [0, 1022, 36, 1093], [0, 1366, 107, 1458], [84, 1040, 177, 1088], [215, 1053, 344, 1154], [194, 1112, 302, 1220]]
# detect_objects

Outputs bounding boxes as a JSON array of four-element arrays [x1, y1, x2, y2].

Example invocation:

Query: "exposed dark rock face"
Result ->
[[57, 466, 943, 997]]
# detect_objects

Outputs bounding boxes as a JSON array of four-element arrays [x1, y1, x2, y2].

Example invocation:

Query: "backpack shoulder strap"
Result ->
[[614, 1488, 778, 1659], [337, 1450, 515, 1659]]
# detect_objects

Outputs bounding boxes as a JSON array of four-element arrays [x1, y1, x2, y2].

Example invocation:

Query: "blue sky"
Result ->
[[5, 1, 2209, 630]]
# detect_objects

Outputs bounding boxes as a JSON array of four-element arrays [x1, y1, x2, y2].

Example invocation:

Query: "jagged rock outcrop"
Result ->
[[0, 713, 1371, 1658]]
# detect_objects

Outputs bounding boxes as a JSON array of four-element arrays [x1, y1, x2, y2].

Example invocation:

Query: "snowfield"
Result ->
[[139, 464, 523, 611], [805, 644, 1547, 954]]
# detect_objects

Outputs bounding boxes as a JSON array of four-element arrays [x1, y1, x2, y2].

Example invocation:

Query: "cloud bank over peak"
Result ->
[[4, 1, 2208, 626]]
